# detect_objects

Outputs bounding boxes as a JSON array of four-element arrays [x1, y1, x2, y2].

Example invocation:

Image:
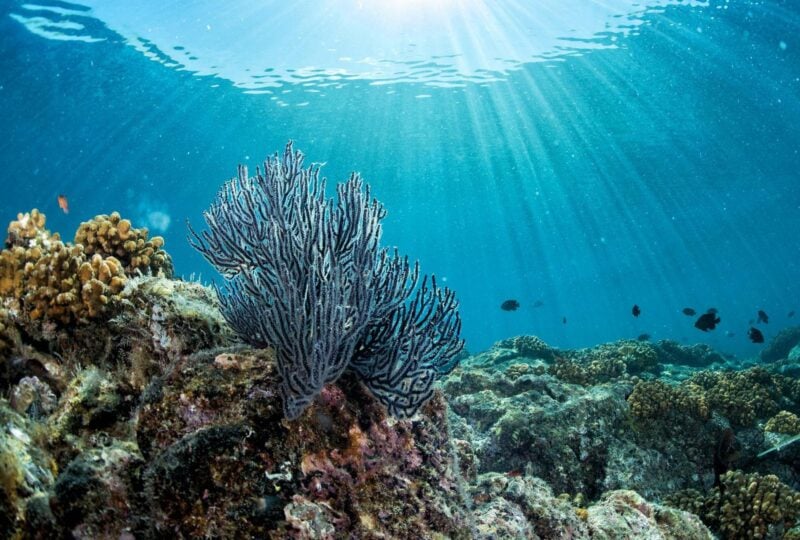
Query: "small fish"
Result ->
[[506, 469, 523, 478], [562, 316, 567, 324], [533, 300, 544, 308], [789, 310, 796, 318], [757, 310, 769, 324], [707, 307, 718, 314], [632, 304, 641, 317], [748, 327, 764, 344], [695, 311, 721, 332], [726, 331, 735, 338], [682, 307, 696, 316], [500, 299, 520, 311], [637, 333, 650, 341], [57, 194, 69, 214]]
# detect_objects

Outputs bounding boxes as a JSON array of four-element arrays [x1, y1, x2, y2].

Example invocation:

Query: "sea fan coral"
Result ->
[[190, 142, 463, 420]]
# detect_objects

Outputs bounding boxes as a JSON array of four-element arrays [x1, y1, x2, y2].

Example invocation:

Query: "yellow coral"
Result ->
[[74, 212, 173, 277], [0, 210, 129, 326], [5, 209, 51, 248], [627, 379, 709, 422], [690, 368, 783, 427], [764, 411, 800, 435], [666, 472, 800, 539]]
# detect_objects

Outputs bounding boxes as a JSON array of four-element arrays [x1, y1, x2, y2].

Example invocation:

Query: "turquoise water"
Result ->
[[1, 0, 798, 356]]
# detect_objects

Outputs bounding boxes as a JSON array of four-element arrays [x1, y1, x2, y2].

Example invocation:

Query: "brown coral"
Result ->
[[690, 368, 786, 427], [0, 211, 127, 325], [509, 335, 556, 360], [4, 209, 53, 248], [764, 411, 800, 435], [627, 379, 709, 422], [74, 212, 173, 277], [548, 355, 626, 386], [666, 471, 800, 539]]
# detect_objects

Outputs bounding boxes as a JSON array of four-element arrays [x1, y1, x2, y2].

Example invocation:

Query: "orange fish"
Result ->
[[57, 194, 69, 214]]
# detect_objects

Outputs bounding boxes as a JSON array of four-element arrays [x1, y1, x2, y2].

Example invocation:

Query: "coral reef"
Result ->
[[542, 339, 660, 386], [74, 212, 173, 278], [548, 354, 626, 385], [765, 411, 800, 435], [1, 210, 127, 326], [444, 358, 701, 500], [689, 367, 798, 427], [627, 379, 711, 422], [666, 471, 800, 539], [444, 339, 800, 506], [467, 473, 711, 539], [0, 404, 55, 536], [0, 207, 797, 539], [494, 335, 557, 361], [114, 349, 472, 538]]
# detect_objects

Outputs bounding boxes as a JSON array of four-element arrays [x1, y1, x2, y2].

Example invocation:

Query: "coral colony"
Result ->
[[0, 148, 799, 538], [189, 142, 463, 419]]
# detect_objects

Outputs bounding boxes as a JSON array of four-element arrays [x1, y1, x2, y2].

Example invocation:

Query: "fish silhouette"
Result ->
[[748, 327, 764, 343], [695, 311, 720, 332], [500, 299, 520, 311]]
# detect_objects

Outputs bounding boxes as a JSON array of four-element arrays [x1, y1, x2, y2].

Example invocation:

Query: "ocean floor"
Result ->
[[1, 210, 799, 539]]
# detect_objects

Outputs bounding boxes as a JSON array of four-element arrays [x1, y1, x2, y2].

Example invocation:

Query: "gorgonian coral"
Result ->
[[190, 142, 463, 420]]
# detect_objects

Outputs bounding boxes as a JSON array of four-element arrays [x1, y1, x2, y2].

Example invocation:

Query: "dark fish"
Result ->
[[637, 333, 650, 341], [533, 300, 544, 308], [748, 327, 764, 344], [682, 308, 696, 316], [695, 312, 721, 332], [713, 428, 739, 487], [500, 299, 520, 311], [562, 316, 567, 324], [706, 307, 718, 314], [726, 331, 735, 338], [789, 310, 796, 318], [632, 304, 641, 317], [757, 310, 769, 324]]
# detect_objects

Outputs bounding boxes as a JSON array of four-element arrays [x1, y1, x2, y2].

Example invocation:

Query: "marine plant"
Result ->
[[189, 142, 463, 420]]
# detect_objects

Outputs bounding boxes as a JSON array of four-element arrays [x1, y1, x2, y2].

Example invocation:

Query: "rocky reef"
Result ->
[[445, 336, 800, 539], [1, 211, 798, 539]]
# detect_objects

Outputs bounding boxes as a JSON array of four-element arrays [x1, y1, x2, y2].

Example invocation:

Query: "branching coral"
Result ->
[[74, 212, 173, 277], [0, 211, 127, 325], [0, 210, 176, 334]]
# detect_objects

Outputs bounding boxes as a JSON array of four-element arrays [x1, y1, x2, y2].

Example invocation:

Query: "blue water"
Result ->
[[1, 0, 798, 357]]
